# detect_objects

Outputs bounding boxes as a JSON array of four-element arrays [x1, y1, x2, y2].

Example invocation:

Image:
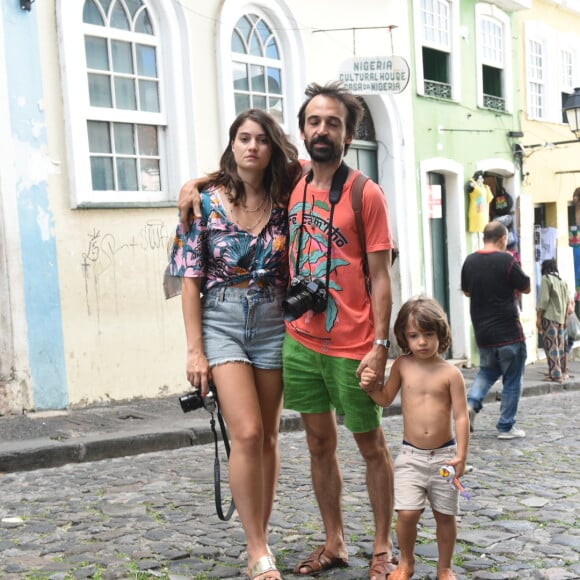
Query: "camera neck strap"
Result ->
[[208, 403, 236, 521], [295, 161, 350, 294]]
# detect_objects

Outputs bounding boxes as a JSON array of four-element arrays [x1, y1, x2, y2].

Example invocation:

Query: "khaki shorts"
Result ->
[[394, 443, 459, 516]]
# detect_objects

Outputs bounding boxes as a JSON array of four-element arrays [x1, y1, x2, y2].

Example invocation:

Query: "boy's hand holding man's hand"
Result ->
[[359, 367, 379, 391]]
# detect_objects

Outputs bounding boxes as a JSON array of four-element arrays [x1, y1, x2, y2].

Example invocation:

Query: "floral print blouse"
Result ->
[[169, 189, 289, 292]]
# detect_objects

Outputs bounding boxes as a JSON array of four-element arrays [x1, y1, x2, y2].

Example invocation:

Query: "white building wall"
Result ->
[[0, 0, 416, 410], [0, 3, 33, 414]]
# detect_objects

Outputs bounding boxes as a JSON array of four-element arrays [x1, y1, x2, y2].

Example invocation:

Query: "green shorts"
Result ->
[[282, 334, 382, 433]]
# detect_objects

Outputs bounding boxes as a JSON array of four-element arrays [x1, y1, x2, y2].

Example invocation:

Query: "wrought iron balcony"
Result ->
[[424, 80, 452, 100], [483, 94, 506, 112]]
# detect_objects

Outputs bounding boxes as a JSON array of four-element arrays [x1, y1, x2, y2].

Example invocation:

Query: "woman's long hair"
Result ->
[[206, 109, 301, 207]]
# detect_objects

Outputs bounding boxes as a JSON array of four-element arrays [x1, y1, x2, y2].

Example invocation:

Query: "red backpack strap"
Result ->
[[351, 172, 371, 294], [351, 172, 399, 295]]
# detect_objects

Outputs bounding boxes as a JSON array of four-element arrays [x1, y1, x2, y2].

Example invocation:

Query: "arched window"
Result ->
[[58, 0, 192, 206], [231, 14, 284, 123], [83, 0, 161, 193], [216, 0, 303, 139]]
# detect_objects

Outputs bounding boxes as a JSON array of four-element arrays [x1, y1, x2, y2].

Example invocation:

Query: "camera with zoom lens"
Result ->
[[179, 387, 216, 414], [282, 276, 328, 321]]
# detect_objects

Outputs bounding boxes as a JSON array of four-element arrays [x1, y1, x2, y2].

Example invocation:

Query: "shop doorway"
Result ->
[[427, 171, 450, 317]]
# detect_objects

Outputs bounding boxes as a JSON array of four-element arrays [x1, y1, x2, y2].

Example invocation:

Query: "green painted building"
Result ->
[[406, 0, 535, 362]]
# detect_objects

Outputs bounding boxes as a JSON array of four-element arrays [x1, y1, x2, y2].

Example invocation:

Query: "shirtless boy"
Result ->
[[360, 296, 470, 580]]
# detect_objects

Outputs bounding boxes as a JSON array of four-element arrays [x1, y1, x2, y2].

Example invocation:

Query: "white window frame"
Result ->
[[58, 1, 195, 207], [217, 0, 305, 143], [421, 0, 451, 49], [231, 14, 285, 123], [559, 32, 580, 123], [481, 19, 502, 66], [475, 4, 513, 112], [525, 21, 576, 124], [561, 48, 574, 94], [527, 36, 546, 120], [413, 0, 461, 101]]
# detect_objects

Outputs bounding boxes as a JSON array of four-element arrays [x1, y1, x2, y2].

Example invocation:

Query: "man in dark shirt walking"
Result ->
[[461, 221, 531, 439]]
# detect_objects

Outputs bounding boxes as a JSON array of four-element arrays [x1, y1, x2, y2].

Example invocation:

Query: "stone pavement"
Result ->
[[1, 359, 580, 474], [0, 361, 579, 579], [0, 390, 579, 579]]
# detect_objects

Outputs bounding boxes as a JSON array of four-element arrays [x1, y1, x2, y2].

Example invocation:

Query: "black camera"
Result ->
[[179, 387, 217, 414], [282, 276, 328, 321]]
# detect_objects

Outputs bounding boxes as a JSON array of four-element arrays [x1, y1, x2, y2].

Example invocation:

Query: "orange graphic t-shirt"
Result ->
[[285, 170, 394, 359]]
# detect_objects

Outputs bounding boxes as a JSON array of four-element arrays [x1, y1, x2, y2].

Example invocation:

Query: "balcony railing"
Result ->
[[424, 80, 452, 100], [483, 94, 506, 112]]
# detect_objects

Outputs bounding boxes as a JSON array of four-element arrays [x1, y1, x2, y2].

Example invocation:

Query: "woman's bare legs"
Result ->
[[253, 367, 283, 535], [212, 363, 283, 574]]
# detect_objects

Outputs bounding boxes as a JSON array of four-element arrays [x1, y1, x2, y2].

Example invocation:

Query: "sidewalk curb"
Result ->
[[0, 429, 195, 473], [1, 381, 579, 474]]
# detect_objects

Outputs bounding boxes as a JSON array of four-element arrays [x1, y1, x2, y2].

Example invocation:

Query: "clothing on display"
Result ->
[[540, 227, 558, 263], [489, 190, 513, 218], [467, 178, 493, 233]]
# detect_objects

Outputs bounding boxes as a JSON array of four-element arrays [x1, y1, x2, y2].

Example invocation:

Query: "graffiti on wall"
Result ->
[[81, 219, 171, 317]]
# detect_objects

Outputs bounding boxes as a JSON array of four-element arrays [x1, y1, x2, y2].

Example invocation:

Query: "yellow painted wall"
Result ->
[[517, 1, 580, 290]]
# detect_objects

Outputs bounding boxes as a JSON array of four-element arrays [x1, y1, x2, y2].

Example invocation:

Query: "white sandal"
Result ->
[[247, 554, 281, 579]]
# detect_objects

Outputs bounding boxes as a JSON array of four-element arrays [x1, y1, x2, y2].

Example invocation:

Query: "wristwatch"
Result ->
[[373, 339, 391, 348]]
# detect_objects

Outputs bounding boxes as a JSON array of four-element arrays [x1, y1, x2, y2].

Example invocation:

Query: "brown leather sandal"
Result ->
[[369, 552, 399, 579], [293, 546, 349, 575]]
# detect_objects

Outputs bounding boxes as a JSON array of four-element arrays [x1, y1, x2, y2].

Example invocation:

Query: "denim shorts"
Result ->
[[394, 443, 459, 515], [202, 285, 286, 370]]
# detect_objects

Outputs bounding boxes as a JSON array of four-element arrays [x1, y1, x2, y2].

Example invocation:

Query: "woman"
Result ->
[[537, 259, 572, 383], [169, 109, 301, 580]]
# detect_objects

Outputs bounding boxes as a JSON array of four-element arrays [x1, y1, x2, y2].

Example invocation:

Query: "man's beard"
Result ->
[[304, 135, 343, 163]]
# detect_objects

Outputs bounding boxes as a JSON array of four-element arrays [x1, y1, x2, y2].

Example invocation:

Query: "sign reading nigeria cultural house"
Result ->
[[338, 56, 410, 95]]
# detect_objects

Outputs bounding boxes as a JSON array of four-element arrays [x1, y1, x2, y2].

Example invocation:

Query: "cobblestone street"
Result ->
[[1, 390, 579, 579]]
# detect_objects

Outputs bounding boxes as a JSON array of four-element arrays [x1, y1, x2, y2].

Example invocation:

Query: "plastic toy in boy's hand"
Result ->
[[440, 465, 471, 499]]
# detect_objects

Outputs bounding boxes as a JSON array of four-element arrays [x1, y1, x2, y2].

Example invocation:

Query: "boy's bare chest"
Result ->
[[402, 366, 450, 399]]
